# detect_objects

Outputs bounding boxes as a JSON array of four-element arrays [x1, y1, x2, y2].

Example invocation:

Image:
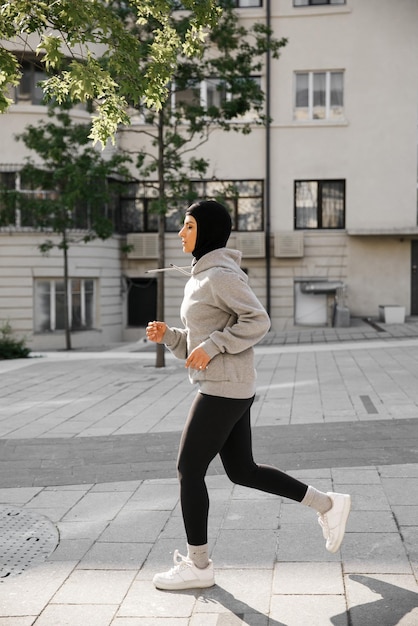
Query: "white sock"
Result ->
[[301, 486, 332, 515], [187, 543, 209, 569]]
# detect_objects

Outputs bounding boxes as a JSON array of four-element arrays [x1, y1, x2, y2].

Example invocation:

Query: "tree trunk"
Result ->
[[62, 230, 72, 350]]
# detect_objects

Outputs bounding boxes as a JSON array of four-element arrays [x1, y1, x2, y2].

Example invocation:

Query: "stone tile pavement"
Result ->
[[0, 320, 418, 624]]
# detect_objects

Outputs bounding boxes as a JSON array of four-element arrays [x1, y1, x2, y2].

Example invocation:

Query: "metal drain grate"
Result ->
[[0, 505, 59, 580]]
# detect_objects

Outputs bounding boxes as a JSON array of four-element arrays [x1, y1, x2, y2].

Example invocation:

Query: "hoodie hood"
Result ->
[[145, 248, 245, 279], [191, 247, 246, 279]]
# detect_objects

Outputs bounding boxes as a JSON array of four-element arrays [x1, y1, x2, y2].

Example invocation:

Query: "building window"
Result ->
[[34, 279, 96, 332], [234, 0, 262, 6], [0, 170, 111, 230], [294, 71, 344, 121], [294, 180, 345, 229], [174, 0, 262, 7], [294, 0, 345, 6], [12, 60, 47, 105], [202, 78, 228, 110], [117, 183, 159, 234], [172, 76, 261, 117], [192, 180, 264, 231], [117, 179, 264, 233]]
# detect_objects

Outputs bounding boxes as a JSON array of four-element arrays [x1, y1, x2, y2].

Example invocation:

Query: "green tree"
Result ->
[[118, 1, 287, 366], [0, 107, 131, 350], [0, 0, 221, 145]]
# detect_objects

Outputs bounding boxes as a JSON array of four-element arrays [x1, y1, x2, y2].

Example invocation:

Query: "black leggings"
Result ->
[[177, 392, 309, 546]]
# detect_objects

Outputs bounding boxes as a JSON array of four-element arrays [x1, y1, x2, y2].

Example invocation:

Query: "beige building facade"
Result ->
[[1, 0, 417, 349]]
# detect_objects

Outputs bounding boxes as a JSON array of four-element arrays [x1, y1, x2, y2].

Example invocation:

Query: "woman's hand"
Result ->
[[146, 321, 167, 343], [185, 346, 211, 371]]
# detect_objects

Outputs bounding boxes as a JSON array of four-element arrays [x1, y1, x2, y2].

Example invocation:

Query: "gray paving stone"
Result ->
[[57, 519, 109, 541], [62, 492, 132, 522], [212, 529, 278, 568], [379, 464, 418, 478], [331, 467, 381, 485], [32, 604, 117, 626], [382, 477, 418, 506], [118, 579, 196, 619], [400, 526, 418, 562], [51, 569, 136, 605], [195, 569, 273, 615], [0, 618, 35, 625], [78, 541, 152, 570], [223, 500, 281, 530], [278, 501, 318, 525], [272, 561, 344, 595], [341, 483, 391, 511], [392, 505, 418, 526], [135, 538, 184, 580], [341, 532, 412, 574], [0, 487, 43, 505], [90, 480, 142, 492], [128, 481, 180, 511], [48, 538, 93, 562], [270, 594, 348, 626], [0, 562, 76, 616], [347, 510, 398, 533], [276, 525, 335, 562], [99, 509, 170, 543], [111, 616, 189, 626]]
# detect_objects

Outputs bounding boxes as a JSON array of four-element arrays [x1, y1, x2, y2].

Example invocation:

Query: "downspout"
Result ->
[[265, 0, 272, 317]]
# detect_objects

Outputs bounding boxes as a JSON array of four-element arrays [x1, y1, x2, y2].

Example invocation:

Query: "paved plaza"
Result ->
[[0, 320, 418, 625]]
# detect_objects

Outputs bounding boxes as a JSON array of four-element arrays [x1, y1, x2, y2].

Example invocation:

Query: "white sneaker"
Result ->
[[153, 550, 215, 590], [318, 492, 351, 553]]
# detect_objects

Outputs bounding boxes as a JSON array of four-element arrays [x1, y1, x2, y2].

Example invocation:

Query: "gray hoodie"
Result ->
[[162, 248, 271, 398]]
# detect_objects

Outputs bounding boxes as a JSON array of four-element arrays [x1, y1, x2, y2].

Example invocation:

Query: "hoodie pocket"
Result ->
[[191, 349, 253, 385]]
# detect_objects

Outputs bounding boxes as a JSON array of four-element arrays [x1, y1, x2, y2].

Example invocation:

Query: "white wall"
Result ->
[[347, 237, 411, 316], [272, 0, 418, 232], [0, 233, 123, 350]]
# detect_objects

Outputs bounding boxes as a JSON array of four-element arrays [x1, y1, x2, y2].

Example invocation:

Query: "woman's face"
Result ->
[[179, 215, 198, 254]]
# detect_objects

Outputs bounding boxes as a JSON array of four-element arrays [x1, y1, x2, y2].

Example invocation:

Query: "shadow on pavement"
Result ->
[[198, 576, 418, 625], [198, 585, 289, 625], [331, 575, 418, 626]]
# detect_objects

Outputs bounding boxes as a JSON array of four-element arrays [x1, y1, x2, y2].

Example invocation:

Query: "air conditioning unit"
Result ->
[[274, 231, 304, 258], [235, 232, 266, 258], [126, 233, 159, 259]]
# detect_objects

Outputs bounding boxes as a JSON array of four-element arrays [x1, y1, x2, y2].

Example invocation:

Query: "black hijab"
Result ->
[[185, 200, 232, 261]]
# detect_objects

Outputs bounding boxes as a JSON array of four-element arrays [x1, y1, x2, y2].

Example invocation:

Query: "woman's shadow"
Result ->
[[196, 584, 288, 626], [194, 574, 418, 625], [331, 574, 418, 626], [169, 573, 417, 625]]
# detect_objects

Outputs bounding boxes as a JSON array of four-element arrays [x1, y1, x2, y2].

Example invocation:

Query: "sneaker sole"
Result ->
[[327, 494, 351, 553], [153, 578, 215, 591]]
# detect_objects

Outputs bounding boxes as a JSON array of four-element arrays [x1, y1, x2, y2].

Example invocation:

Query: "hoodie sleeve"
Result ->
[[162, 326, 188, 360], [198, 269, 270, 359]]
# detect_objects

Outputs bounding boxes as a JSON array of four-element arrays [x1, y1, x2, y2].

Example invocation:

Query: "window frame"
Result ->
[[171, 75, 262, 120], [34, 278, 97, 333], [293, 0, 346, 6], [294, 179, 346, 230], [294, 70, 344, 122], [13, 59, 47, 105], [234, 0, 263, 6], [116, 179, 264, 234]]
